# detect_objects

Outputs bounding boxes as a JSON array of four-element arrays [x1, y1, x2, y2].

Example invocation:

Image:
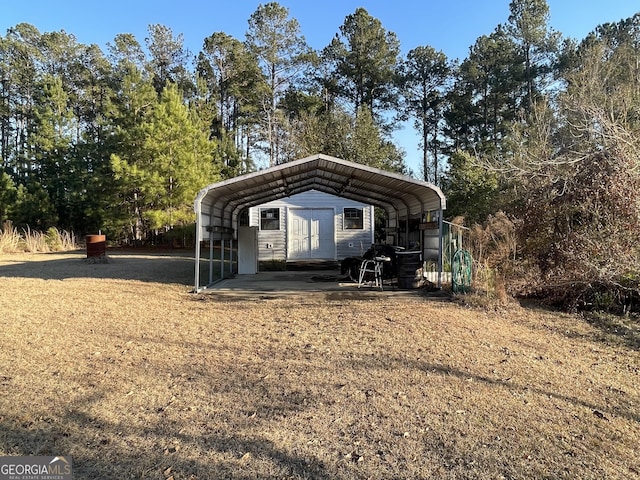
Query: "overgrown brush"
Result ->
[[514, 150, 640, 312], [0, 222, 78, 253], [22, 227, 48, 253], [457, 212, 516, 304], [459, 203, 640, 314], [0, 221, 21, 253], [45, 227, 77, 251]]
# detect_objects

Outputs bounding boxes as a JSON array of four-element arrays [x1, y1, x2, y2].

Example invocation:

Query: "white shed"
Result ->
[[247, 190, 374, 262]]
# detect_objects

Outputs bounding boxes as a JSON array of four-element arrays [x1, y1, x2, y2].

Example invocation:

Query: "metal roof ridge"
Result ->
[[194, 154, 446, 213]]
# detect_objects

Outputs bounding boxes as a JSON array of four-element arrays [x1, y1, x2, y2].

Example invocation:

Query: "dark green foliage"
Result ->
[[442, 151, 501, 225], [245, 2, 313, 166], [196, 31, 264, 175], [1, 5, 411, 243], [11, 181, 58, 229], [0, 172, 17, 222], [145, 24, 193, 96]]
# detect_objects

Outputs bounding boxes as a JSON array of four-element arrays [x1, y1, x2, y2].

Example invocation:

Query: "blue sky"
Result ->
[[2, 1, 639, 174]]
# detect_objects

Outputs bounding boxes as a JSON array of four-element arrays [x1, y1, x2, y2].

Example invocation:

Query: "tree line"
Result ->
[[1, 1, 639, 308], [0, 4, 410, 242]]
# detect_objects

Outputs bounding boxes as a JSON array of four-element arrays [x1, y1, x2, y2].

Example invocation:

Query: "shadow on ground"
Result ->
[[0, 249, 195, 286], [0, 250, 452, 300]]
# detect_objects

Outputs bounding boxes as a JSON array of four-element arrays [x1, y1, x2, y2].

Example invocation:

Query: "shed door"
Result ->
[[288, 208, 334, 260]]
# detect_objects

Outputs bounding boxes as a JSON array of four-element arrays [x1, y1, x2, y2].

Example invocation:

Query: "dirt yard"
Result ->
[[0, 251, 638, 479]]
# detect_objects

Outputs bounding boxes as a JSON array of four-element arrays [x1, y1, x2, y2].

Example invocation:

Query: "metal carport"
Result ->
[[193, 153, 446, 292]]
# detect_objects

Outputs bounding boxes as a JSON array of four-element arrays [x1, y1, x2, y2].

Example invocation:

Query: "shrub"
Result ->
[[465, 212, 518, 302], [259, 260, 287, 271], [46, 227, 63, 251]]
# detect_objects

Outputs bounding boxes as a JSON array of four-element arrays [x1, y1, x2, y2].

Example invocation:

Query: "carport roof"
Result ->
[[194, 154, 446, 230]]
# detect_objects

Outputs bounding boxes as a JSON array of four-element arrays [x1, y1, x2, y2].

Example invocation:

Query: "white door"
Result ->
[[288, 208, 334, 260], [288, 209, 310, 259], [310, 208, 335, 258], [237, 226, 258, 274]]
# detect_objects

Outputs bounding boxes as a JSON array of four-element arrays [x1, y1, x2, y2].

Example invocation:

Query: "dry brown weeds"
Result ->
[[0, 252, 638, 479]]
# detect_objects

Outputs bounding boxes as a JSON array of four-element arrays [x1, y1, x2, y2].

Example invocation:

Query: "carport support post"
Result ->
[[208, 231, 214, 285], [194, 205, 202, 293], [220, 238, 225, 280], [437, 209, 443, 289], [230, 237, 235, 274], [194, 237, 200, 293]]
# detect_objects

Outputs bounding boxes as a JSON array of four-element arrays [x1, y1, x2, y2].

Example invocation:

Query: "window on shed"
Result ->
[[260, 208, 280, 230], [344, 207, 364, 229]]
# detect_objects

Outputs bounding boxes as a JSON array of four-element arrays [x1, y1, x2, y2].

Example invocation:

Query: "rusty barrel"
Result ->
[[396, 251, 423, 289], [86, 234, 106, 258]]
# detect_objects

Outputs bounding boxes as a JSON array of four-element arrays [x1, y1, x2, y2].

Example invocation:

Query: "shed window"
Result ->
[[260, 208, 280, 230], [344, 207, 364, 230]]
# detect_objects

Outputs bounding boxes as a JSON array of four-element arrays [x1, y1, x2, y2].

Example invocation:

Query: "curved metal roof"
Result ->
[[194, 153, 446, 232]]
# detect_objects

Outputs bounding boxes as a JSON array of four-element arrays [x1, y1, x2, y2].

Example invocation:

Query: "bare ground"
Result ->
[[0, 251, 638, 479]]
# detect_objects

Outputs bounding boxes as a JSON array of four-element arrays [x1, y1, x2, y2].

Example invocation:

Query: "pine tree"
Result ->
[[111, 83, 219, 240], [245, 2, 312, 166], [398, 46, 451, 183], [197, 31, 265, 174], [322, 8, 401, 124], [145, 24, 192, 96], [507, 0, 559, 111]]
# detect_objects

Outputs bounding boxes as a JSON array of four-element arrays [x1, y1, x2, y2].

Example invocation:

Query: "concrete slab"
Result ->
[[198, 267, 445, 301]]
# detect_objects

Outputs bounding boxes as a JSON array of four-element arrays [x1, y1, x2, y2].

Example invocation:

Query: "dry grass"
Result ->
[[0, 222, 78, 253], [0, 221, 21, 253], [0, 252, 639, 479]]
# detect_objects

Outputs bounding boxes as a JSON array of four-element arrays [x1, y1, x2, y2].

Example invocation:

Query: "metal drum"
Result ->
[[396, 251, 423, 289], [86, 234, 106, 258]]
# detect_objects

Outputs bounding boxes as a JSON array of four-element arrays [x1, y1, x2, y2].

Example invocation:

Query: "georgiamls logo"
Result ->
[[0, 455, 73, 479]]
